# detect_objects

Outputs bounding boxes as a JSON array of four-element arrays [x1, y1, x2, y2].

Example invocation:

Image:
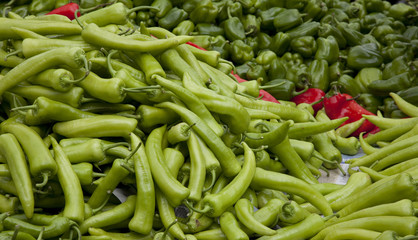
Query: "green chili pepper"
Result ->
[[196, 142, 255, 217], [1, 122, 56, 190], [71, 162, 105, 186], [4, 214, 72, 239], [186, 131, 207, 202], [251, 167, 333, 216], [0, 18, 82, 40], [49, 136, 84, 224], [219, 211, 249, 239], [26, 68, 76, 93], [244, 121, 291, 148], [235, 198, 276, 236], [156, 101, 241, 177], [0, 47, 86, 98], [53, 115, 137, 138]]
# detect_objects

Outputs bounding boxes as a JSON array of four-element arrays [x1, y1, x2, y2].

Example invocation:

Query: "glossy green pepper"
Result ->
[[320, 8, 349, 24], [190, 35, 212, 49], [403, 26, 418, 41], [255, 50, 277, 71], [356, 93, 383, 114], [246, 63, 268, 84], [290, 36, 317, 58], [189, 3, 218, 23], [309, 59, 329, 91], [396, 86, 418, 106], [264, 79, 307, 101], [194, 23, 224, 36], [364, 0, 385, 13], [354, 67, 383, 94], [268, 58, 287, 80], [315, 35, 339, 65], [28, 0, 55, 15], [257, 7, 285, 31], [158, 7, 188, 30], [172, 20, 195, 35], [242, 14, 261, 37], [335, 74, 362, 97], [230, 40, 254, 65], [347, 43, 383, 70], [273, 9, 305, 32], [286, 0, 308, 10], [269, 32, 291, 56], [382, 55, 412, 80], [328, 61, 347, 83], [303, 0, 328, 21], [318, 23, 347, 49], [337, 21, 364, 47], [368, 72, 412, 96], [210, 35, 230, 59], [286, 21, 321, 39], [256, 32, 272, 50], [371, 25, 396, 43], [387, 2, 416, 24], [244, 37, 260, 55], [223, 6, 246, 41], [382, 41, 414, 63], [347, 1, 366, 19], [182, 0, 211, 13], [254, 0, 286, 11]]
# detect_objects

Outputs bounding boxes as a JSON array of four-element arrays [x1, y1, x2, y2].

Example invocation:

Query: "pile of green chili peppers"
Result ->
[[0, 0, 417, 239]]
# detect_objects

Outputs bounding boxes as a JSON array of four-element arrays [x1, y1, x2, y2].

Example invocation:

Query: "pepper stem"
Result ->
[[313, 152, 346, 176], [91, 192, 112, 215], [243, 132, 264, 140], [11, 225, 20, 240], [202, 169, 217, 193], [183, 200, 211, 214], [162, 219, 177, 239], [11, 104, 36, 112], [106, 50, 118, 77], [123, 85, 162, 93], [73, 9, 84, 29], [126, 6, 160, 16], [116, 113, 142, 119], [292, 85, 310, 97], [219, 59, 236, 73], [103, 142, 131, 152], [320, 166, 330, 177], [124, 141, 142, 162], [259, 81, 286, 90], [35, 172, 49, 188], [70, 224, 81, 240], [4, 49, 22, 61]]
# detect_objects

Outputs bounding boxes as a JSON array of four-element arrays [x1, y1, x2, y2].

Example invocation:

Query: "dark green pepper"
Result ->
[[337, 21, 364, 47], [244, 37, 259, 55], [285, 63, 310, 89], [172, 20, 195, 35], [254, 0, 286, 11], [286, 21, 321, 39], [368, 72, 412, 96], [189, 3, 218, 23], [290, 36, 317, 58], [194, 23, 224, 36], [335, 74, 362, 97], [28, 0, 55, 15], [378, 97, 400, 118], [152, 0, 173, 18], [257, 7, 285, 31], [371, 25, 395, 43], [209, 35, 230, 59], [320, 8, 349, 24], [263, 79, 307, 101], [235, 62, 252, 79], [364, 0, 385, 13], [403, 26, 418, 41], [396, 86, 418, 106], [382, 41, 414, 63], [182, 0, 211, 13], [158, 7, 188, 30], [190, 35, 212, 49], [382, 33, 410, 46], [242, 14, 261, 37], [246, 62, 268, 84], [346, 43, 383, 70], [285, 0, 308, 10], [382, 55, 412, 80], [223, 7, 246, 41], [303, 0, 328, 21], [273, 9, 305, 32], [309, 59, 329, 91], [387, 2, 417, 24], [356, 93, 382, 114], [230, 40, 254, 65], [268, 58, 287, 80], [315, 35, 339, 65], [255, 50, 277, 71], [256, 32, 272, 50], [318, 23, 346, 49], [347, 1, 366, 19], [328, 61, 347, 83], [269, 32, 291, 56]]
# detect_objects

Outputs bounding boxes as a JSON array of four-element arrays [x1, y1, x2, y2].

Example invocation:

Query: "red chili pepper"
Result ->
[[324, 93, 379, 137], [186, 41, 207, 51], [290, 88, 325, 113], [46, 3, 80, 20]]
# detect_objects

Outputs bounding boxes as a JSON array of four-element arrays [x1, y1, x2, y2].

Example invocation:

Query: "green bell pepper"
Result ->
[[194, 23, 224, 36], [257, 7, 285, 31], [242, 14, 261, 37], [356, 93, 382, 114], [230, 40, 254, 65], [309, 59, 329, 92], [290, 36, 317, 58], [158, 7, 188, 30], [368, 72, 412, 96], [263, 79, 307, 101], [315, 35, 339, 65], [347, 43, 383, 70], [172, 20, 195, 35], [189, 3, 218, 23], [269, 32, 291, 56], [273, 9, 305, 32], [223, 6, 246, 41]]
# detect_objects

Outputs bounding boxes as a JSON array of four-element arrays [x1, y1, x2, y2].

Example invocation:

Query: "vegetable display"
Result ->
[[0, 0, 417, 239]]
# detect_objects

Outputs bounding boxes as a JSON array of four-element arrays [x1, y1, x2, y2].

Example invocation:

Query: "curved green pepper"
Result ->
[[315, 35, 339, 64], [309, 59, 329, 92], [368, 72, 412, 97]]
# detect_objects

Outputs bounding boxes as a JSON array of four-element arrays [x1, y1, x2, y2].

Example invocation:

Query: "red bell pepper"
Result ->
[[46, 2, 80, 20], [291, 88, 325, 113], [323, 93, 379, 137]]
